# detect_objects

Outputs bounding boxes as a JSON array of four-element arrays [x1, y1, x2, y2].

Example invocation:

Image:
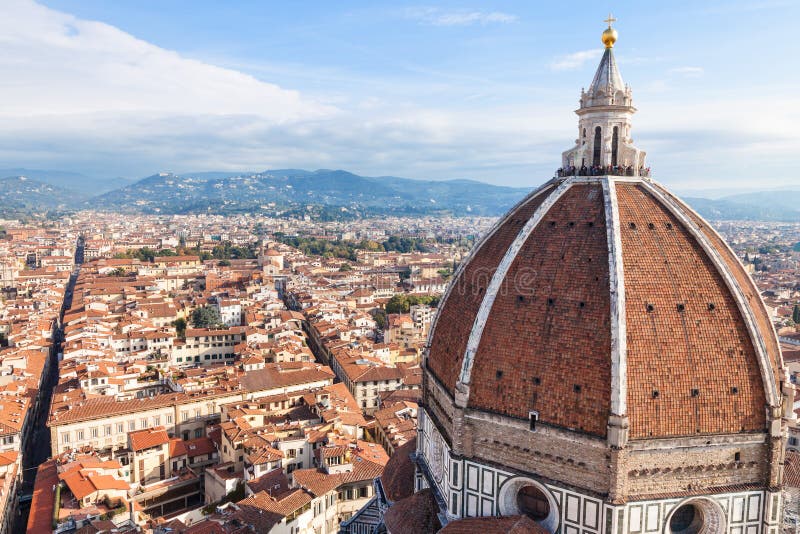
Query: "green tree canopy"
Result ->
[[191, 305, 222, 329], [173, 317, 187, 339], [385, 294, 440, 314]]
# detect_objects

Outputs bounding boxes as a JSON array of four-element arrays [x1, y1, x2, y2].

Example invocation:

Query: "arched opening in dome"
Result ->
[[516, 485, 550, 521], [612, 126, 619, 166]]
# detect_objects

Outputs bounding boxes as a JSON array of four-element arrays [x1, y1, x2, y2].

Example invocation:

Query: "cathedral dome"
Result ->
[[425, 176, 783, 441], [399, 19, 791, 534]]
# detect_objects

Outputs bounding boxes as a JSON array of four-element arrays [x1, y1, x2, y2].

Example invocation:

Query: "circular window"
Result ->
[[497, 477, 558, 533], [516, 485, 550, 521], [669, 504, 701, 533], [666, 499, 725, 534]]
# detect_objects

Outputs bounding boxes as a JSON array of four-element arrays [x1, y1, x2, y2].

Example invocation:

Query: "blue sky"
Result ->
[[1, 0, 798, 191]]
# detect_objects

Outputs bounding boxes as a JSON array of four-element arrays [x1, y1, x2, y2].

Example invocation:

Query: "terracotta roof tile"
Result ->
[[467, 184, 611, 436], [383, 488, 442, 533], [129, 426, 170, 451], [380, 437, 417, 502], [427, 185, 554, 393], [425, 179, 781, 441], [617, 183, 766, 438]]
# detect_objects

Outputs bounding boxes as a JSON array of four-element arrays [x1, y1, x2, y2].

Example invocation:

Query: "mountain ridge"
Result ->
[[0, 176, 82, 217], [85, 169, 531, 217], [0, 168, 797, 221]]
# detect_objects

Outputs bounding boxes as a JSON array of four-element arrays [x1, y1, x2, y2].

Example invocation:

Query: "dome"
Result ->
[[425, 175, 783, 441], [380, 20, 793, 534]]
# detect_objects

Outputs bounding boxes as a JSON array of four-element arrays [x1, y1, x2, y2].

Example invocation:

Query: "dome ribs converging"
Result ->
[[466, 183, 612, 437], [425, 176, 780, 442], [615, 183, 767, 439], [426, 184, 555, 393]]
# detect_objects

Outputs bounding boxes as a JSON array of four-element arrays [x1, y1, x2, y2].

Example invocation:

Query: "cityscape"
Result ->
[[1, 2, 800, 534]]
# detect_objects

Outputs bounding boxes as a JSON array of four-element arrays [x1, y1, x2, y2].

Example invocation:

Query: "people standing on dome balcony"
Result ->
[[556, 164, 649, 177]]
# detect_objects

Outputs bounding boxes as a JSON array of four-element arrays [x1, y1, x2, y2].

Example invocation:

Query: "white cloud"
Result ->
[[549, 49, 602, 71], [669, 66, 704, 77], [0, 1, 797, 191], [405, 7, 517, 26], [0, 0, 333, 121]]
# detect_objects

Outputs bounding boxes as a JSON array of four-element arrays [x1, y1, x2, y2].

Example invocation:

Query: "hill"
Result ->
[[0, 168, 126, 195], [86, 169, 531, 217], [0, 167, 797, 221], [683, 190, 800, 222], [0, 176, 82, 217]]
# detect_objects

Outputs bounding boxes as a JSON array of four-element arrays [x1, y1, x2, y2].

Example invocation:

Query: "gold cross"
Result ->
[[604, 13, 617, 28]]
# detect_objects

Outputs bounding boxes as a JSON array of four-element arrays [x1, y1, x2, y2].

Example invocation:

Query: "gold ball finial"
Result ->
[[602, 13, 618, 48]]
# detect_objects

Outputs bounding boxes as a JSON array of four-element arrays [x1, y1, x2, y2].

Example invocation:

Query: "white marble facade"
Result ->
[[416, 409, 780, 534]]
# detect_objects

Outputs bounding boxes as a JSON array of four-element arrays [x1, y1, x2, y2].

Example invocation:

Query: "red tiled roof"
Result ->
[[380, 438, 416, 502], [60, 469, 129, 500], [185, 436, 216, 458], [169, 437, 188, 458], [129, 426, 170, 451], [235, 488, 312, 530], [0, 451, 18, 467], [656, 182, 783, 389], [467, 184, 611, 436], [427, 184, 554, 395], [425, 179, 782, 440], [383, 488, 441, 533], [27, 459, 58, 532], [617, 183, 767, 438]]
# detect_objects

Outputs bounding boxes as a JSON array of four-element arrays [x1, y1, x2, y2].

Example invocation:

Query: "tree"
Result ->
[[385, 294, 411, 314], [108, 267, 127, 277], [371, 309, 387, 329], [339, 263, 353, 271], [191, 306, 222, 329], [793, 304, 800, 325], [173, 317, 187, 339], [385, 294, 440, 314], [136, 247, 157, 262]]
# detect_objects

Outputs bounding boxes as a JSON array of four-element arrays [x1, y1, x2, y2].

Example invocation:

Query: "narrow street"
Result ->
[[12, 236, 83, 533]]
